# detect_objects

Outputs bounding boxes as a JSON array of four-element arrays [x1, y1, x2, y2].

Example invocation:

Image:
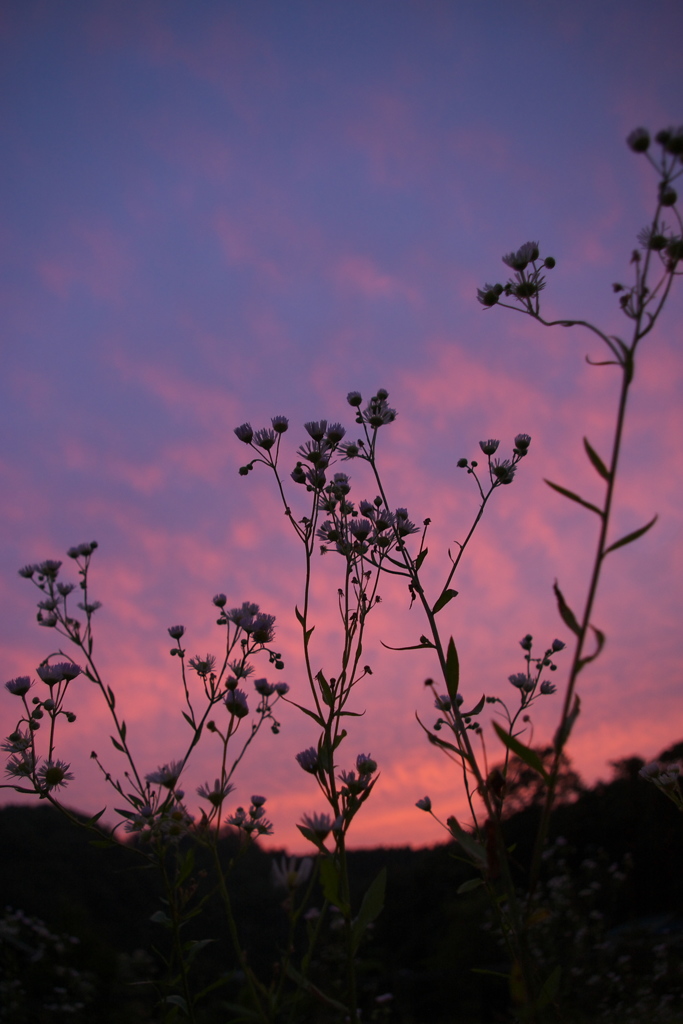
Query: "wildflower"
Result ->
[[638, 224, 669, 251], [362, 395, 396, 428], [271, 855, 313, 892], [254, 677, 274, 696], [416, 796, 432, 812], [188, 654, 216, 676], [326, 422, 346, 443], [551, 639, 566, 652], [349, 519, 372, 542], [36, 560, 62, 578], [296, 747, 319, 773], [251, 794, 266, 807], [339, 769, 367, 795], [476, 283, 502, 307], [197, 779, 234, 807], [18, 564, 37, 578], [37, 759, 74, 791], [339, 441, 360, 459], [304, 420, 327, 441], [168, 624, 185, 640], [491, 459, 516, 484], [36, 663, 82, 685], [248, 613, 276, 643], [540, 681, 557, 695], [356, 753, 377, 775], [254, 427, 276, 450], [226, 602, 260, 628], [509, 673, 529, 689], [479, 439, 500, 455], [225, 688, 249, 718], [271, 415, 289, 433], [502, 241, 539, 271], [5, 676, 32, 696], [57, 582, 75, 596], [434, 694, 451, 712], [300, 812, 341, 840], [347, 391, 363, 406], [514, 433, 531, 452], [627, 127, 650, 153], [520, 634, 533, 651], [78, 600, 102, 614], [2, 731, 32, 753], [234, 423, 254, 444], [274, 681, 290, 695], [146, 761, 183, 788], [6, 752, 37, 778]]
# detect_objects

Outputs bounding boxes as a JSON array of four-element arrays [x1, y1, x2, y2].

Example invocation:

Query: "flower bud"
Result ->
[[627, 128, 650, 153]]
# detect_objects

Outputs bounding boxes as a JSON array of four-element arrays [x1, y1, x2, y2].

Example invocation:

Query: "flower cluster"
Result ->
[[477, 241, 554, 312], [227, 794, 273, 836]]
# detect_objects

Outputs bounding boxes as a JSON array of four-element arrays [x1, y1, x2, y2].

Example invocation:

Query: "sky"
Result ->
[[1, 0, 682, 852]]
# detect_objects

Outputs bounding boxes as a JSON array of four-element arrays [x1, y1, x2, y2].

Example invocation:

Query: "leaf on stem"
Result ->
[[553, 581, 581, 636], [283, 698, 325, 728], [319, 856, 351, 915], [414, 547, 429, 571], [604, 514, 658, 555], [84, 807, 107, 826], [463, 694, 485, 717], [445, 636, 460, 703], [576, 625, 606, 673], [446, 816, 488, 869], [457, 877, 485, 894], [351, 868, 386, 954], [295, 605, 305, 626], [332, 728, 347, 751], [381, 637, 435, 651], [544, 479, 604, 516], [493, 722, 550, 784], [110, 735, 126, 753], [554, 694, 581, 752], [535, 965, 562, 1012], [107, 685, 116, 709], [583, 437, 611, 481], [432, 588, 458, 615], [316, 670, 334, 708]]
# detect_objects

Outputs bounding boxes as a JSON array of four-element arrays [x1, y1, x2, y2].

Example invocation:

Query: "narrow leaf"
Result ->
[[493, 722, 549, 783], [316, 670, 334, 708], [445, 637, 460, 703], [553, 581, 581, 636], [535, 965, 562, 1011], [284, 699, 324, 727], [545, 479, 603, 516], [332, 728, 348, 750], [107, 685, 116, 709], [463, 694, 485, 717], [351, 868, 386, 954], [604, 514, 658, 555], [457, 877, 485, 894], [554, 694, 581, 751], [432, 588, 458, 615], [446, 816, 488, 868], [576, 624, 606, 672], [295, 605, 304, 626], [150, 910, 172, 926], [164, 994, 189, 1013], [305, 626, 315, 645], [110, 736, 125, 753], [85, 807, 107, 826], [182, 711, 196, 731], [381, 638, 435, 652], [583, 437, 611, 481], [414, 547, 428, 571], [319, 857, 350, 914]]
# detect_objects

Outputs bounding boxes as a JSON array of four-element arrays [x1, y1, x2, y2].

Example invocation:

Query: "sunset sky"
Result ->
[[2, 0, 682, 852]]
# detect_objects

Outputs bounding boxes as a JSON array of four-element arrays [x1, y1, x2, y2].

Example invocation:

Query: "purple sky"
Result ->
[[2, 0, 682, 851]]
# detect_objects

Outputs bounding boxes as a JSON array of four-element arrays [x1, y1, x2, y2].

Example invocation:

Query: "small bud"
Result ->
[[415, 796, 431, 812], [544, 257, 556, 269], [626, 128, 650, 153], [457, 458, 468, 468], [659, 185, 677, 207]]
